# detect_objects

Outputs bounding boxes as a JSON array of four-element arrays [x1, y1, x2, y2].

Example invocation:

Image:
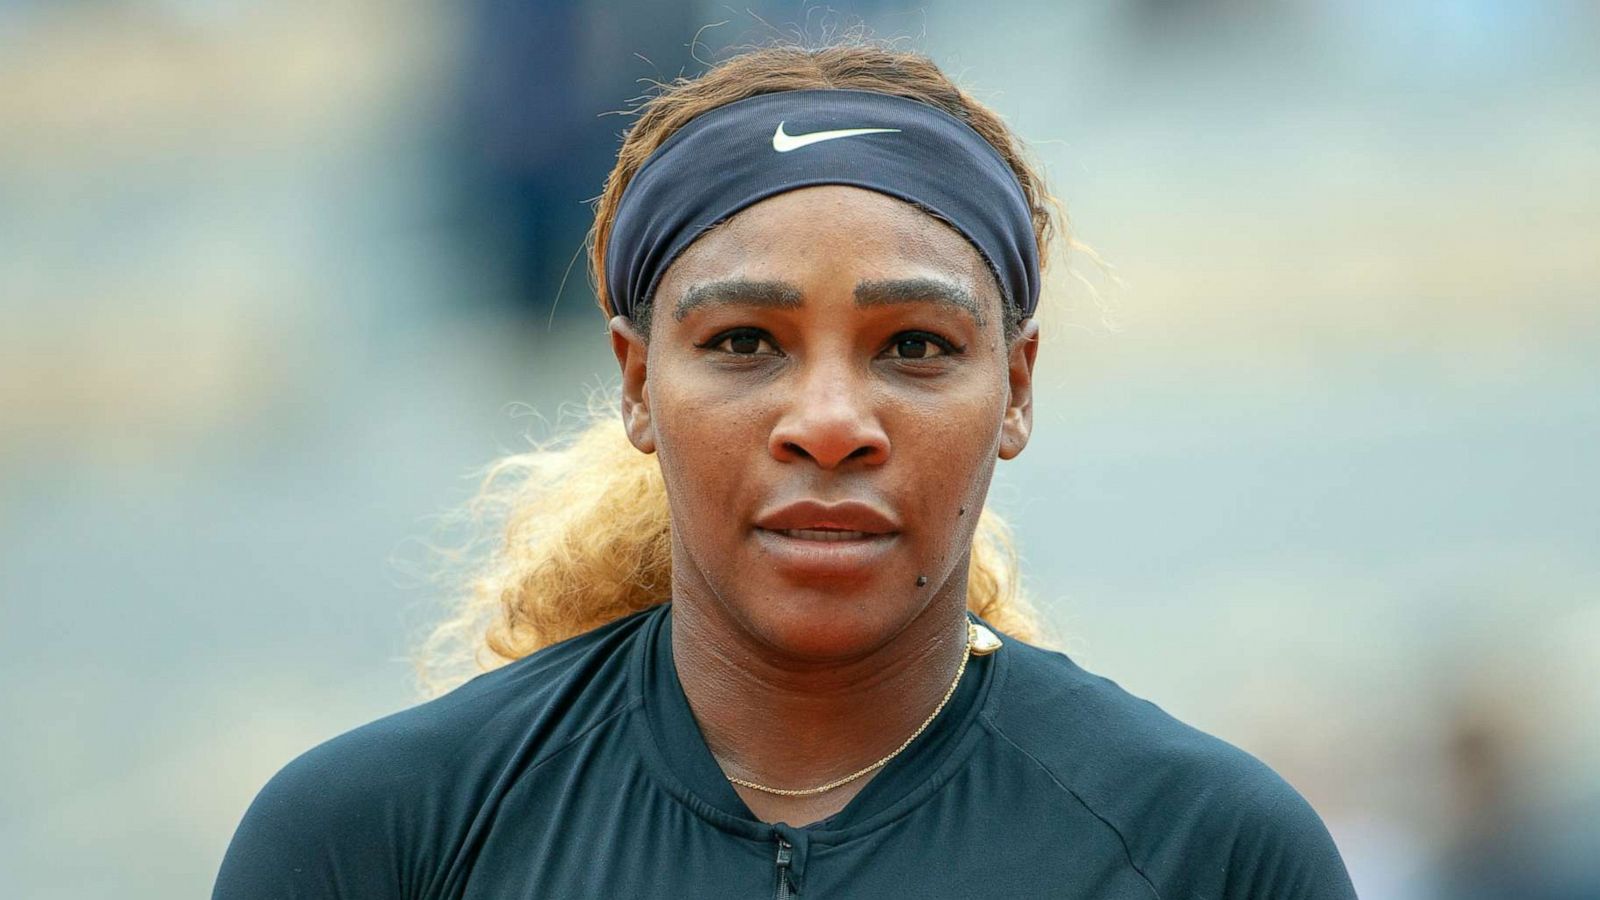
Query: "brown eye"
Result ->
[[895, 337, 932, 359], [884, 331, 956, 360], [701, 327, 779, 356]]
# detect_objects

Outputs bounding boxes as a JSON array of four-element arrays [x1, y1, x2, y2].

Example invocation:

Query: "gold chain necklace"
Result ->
[[725, 620, 1003, 798]]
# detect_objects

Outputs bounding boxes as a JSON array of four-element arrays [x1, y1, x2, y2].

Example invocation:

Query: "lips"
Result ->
[[752, 499, 901, 578], [753, 499, 900, 536]]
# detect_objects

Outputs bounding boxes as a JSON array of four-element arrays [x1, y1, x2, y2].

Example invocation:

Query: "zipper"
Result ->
[[773, 837, 796, 899]]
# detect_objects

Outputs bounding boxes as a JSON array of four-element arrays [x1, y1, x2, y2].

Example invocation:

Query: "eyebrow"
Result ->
[[854, 277, 985, 326], [674, 279, 803, 321], [673, 276, 985, 325]]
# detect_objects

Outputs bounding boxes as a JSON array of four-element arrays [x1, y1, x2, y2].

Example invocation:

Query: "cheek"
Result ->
[[889, 373, 1005, 467], [883, 375, 1007, 531], [648, 365, 771, 540]]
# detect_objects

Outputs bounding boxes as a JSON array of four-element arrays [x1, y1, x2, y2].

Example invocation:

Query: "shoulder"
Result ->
[[287, 605, 644, 780], [267, 605, 650, 805], [983, 638, 1356, 899], [212, 608, 657, 899]]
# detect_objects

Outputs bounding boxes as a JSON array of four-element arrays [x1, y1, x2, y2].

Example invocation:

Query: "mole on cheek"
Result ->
[[916, 575, 928, 587]]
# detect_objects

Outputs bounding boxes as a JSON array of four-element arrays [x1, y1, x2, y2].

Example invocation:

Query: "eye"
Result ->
[[701, 327, 780, 356], [882, 331, 959, 360]]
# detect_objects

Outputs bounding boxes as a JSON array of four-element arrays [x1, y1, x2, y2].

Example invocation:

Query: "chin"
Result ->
[[732, 579, 927, 662]]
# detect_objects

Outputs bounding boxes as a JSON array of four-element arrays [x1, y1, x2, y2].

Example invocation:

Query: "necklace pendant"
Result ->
[[967, 621, 1003, 656]]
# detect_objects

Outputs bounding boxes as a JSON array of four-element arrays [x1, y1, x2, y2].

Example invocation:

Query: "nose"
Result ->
[[769, 358, 890, 469]]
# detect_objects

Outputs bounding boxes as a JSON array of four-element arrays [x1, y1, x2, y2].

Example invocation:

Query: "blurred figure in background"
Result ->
[[1429, 609, 1600, 900], [453, 0, 918, 320], [452, 0, 698, 319]]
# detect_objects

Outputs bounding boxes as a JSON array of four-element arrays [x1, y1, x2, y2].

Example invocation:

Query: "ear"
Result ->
[[609, 315, 657, 454], [998, 318, 1040, 461]]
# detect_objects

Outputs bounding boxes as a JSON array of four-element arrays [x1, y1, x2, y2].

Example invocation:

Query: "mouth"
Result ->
[[751, 498, 903, 577], [751, 523, 900, 578], [765, 527, 878, 542]]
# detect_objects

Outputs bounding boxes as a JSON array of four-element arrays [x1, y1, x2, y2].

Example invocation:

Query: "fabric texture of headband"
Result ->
[[604, 88, 1040, 322]]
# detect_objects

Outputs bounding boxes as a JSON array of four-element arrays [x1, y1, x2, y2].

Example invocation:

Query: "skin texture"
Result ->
[[609, 185, 1039, 825]]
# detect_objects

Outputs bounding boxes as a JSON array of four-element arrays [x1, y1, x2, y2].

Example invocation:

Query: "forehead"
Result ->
[[653, 185, 1001, 313]]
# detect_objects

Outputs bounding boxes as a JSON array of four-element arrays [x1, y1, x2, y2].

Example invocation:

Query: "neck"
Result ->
[[670, 581, 970, 824]]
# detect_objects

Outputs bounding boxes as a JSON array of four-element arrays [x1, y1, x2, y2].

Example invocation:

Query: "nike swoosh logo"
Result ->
[[771, 121, 902, 152]]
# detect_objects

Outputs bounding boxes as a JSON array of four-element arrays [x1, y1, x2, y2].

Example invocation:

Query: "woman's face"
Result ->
[[611, 185, 1038, 661]]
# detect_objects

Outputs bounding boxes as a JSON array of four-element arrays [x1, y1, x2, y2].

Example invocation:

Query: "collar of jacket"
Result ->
[[628, 603, 1003, 846]]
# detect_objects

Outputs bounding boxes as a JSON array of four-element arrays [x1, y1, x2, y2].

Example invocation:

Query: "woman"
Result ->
[[214, 42, 1357, 898]]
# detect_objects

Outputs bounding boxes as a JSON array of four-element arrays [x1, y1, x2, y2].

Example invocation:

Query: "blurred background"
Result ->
[[2, 0, 1597, 897]]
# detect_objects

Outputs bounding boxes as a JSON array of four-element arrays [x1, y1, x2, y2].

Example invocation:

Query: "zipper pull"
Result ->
[[774, 837, 796, 899]]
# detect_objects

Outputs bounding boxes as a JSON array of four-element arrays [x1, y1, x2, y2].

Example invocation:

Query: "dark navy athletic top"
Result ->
[[213, 604, 1356, 898]]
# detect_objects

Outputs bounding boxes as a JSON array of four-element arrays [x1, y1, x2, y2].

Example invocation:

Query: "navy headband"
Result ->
[[604, 88, 1040, 322]]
